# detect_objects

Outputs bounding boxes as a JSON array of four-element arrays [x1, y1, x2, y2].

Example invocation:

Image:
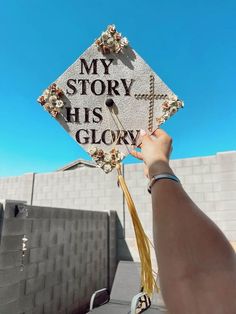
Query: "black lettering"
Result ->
[[92, 107, 103, 123], [77, 79, 90, 95], [128, 130, 140, 145], [91, 80, 106, 95], [116, 130, 129, 145], [84, 107, 90, 123], [101, 129, 116, 145], [121, 79, 134, 96], [91, 129, 101, 144], [66, 107, 80, 123], [66, 79, 77, 95], [80, 58, 98, 74], [100, 59, 113, 74], [107, 80, 120, 96], [75, 129, 90, 144]]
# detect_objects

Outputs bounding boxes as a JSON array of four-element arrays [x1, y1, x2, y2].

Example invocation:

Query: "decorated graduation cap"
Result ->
[[37, 24, 183, 295]]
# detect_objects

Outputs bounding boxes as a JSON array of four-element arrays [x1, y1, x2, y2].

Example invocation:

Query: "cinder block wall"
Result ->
[[0, 200, 116, 314], [0, 174, 34, 204], [0, 151, 235, 260], [124, 151, 236, 261]]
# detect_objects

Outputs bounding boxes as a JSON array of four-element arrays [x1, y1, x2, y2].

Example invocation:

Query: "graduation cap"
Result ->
[[37, 24, 183, 295]]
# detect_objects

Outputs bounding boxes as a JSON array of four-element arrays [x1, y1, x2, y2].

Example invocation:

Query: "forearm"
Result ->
[[150, 162, 236, 313]]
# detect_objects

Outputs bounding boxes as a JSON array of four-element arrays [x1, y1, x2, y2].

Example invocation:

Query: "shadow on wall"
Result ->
[[0, 200, 117, 314], [116, 212, 133, 262], [0, 204, 3, 244]]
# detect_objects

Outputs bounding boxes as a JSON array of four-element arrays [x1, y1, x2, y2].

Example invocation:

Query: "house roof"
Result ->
[[56, 159, 97, 171]]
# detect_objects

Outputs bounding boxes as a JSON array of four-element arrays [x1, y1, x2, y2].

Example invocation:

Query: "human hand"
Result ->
[[130, 129, 173, 178]]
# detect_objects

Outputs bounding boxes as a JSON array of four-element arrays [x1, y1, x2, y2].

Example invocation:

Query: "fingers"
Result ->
[[130, 150, 143, 161], [152, 128, 168, 137], [140, 129, 151, 141], [139, 129, 151, 144]]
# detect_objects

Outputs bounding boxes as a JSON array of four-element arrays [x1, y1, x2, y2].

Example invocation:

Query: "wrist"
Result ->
[[148, 160, 173, 178]]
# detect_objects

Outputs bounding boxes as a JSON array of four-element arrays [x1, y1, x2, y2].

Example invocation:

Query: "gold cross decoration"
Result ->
[[134, 75, 168, 132]]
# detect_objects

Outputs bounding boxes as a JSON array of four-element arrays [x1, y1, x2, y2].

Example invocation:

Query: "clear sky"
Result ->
[[0, 0, 235, 177]]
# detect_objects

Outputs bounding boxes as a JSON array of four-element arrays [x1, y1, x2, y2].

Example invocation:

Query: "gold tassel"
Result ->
[[116, 163, 158, 296]]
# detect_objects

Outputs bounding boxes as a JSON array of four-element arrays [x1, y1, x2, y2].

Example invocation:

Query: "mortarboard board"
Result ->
[[37, 24, 183, 296]]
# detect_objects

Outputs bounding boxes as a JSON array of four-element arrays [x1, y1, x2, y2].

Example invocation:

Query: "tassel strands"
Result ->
[[116, 163, 158, 296]]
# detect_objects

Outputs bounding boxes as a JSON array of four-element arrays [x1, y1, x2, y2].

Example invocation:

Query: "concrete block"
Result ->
[[176, 166, 193, 176], [35, 287, 53, 306], [18, 293, 34, 312], [0, 283, 19, 304], [43, 302, 53, 314], [28, 232, 41, 248], [37, 261, 46, 277], [184, 174, 202, 184], [2, 219, 25, 236], [24, 263, 38, 279], [213, 182, 221, 192], [31, 304, 44, 314], [181, 157, 195, 166], [0, 267, 23, 287], [32, 219, 50, 232], [218, 190, 236, 201], [18, 279, 26, 296], [202, 174, 219, 183], [219, 161, 236, 172], [220, 180, 236, 191], [46, 259, 55, 273], [0, 300, 19, 314], [202, 156, 215, 165], [210, 164, 221, 173], [48, 230, 58, 246], [215, 210, 236, 221], [26, 275, 45, 294], [40, 231, 50, 247], [29, 247, 47, 263], [0, 235, 23, 251], [170, 158, 183, 168], [217, 151, 236, 162], [192, 165, 210, 174], [215, 200, 236, 211], [47, 244, 64, 260], [0, 251, 21, 268], [194, 183, 213, 193], [25, 219, 33, 234], [204, 192, 218, 202], [45, 271, 62, 288], [220, 171, 236, 181]]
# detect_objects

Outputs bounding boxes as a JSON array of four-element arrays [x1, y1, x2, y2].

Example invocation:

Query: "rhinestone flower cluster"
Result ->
[[157, 98, 184, 126], [37, 83, 64, 117], [88, 147, 125, 173], [95, 24, 128, 54]]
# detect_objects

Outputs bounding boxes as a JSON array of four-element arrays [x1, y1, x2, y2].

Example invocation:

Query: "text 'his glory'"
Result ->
[[65, 107, 140, 146]]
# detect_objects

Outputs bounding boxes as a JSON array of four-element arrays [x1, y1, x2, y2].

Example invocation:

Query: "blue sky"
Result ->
[[0, 0, 235, 177]]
